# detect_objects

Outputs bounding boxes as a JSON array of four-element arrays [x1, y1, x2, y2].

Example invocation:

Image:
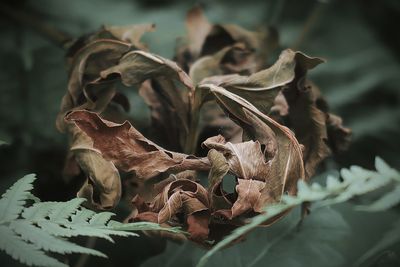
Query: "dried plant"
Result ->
[[57, 7, 351, 246]]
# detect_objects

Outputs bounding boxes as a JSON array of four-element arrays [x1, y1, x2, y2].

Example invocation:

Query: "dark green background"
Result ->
[[0, 0, 399, 266]]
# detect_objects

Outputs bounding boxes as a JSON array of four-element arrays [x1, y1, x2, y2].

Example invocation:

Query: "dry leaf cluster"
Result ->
[[57, 7, 351, 245]]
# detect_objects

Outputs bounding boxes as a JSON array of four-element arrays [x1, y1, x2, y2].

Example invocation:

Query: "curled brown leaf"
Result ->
[[65, 110, 210, 179]]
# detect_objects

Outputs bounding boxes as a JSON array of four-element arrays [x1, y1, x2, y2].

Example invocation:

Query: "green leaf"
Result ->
[[357, 184, 400, 211], [0, 174, 186, 267], [10, 220, 107, 257], [196, 158, 400, 267], [0, 174, 36, 222], [0, 225, 67, 267]]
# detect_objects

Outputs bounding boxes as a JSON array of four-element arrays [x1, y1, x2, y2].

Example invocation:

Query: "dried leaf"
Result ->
[[177, 6, 277, 71], [135, 179, 210, 242], [203, 136, 270, 181], [96, 50, 194, 146], [67, 124, 121, 210], [206, 149, 231, 211], [326, 114, 352, 153], [65, 110, 210, 179], [103, 23, 156, 49], [232, 179, 265, 217], [202, 49, 324, 116], [189, 44, 255, 84], [283, 80, 329, 178], [57, 39, 131, 131], [200, 85, 305, 218]]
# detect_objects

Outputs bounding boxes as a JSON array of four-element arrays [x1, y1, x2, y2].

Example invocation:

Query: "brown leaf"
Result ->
[[148, 179, 210, 241], [65, 110, 210, 179], [200, 85, 305, 218], [232, 179, 265, 217], [283, 79, 329, 178], [185, 6, 212, 60], [189, 44, 255, 85], [103, 23, 156, 49], [187, 212, 210, 242], [203, 136, 270, 181], [326, 113, 352, 153], [96, 50, 194, 146], [67, 124, 121, 210], [177, 6, 278, 71], [57, 39, 131, 131], [206, 149, 231, 211], [200, 49, 324, 116]]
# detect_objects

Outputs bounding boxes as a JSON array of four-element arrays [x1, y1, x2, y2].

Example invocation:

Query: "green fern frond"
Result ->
[[196, 157, 400, 267], [0, 174, 186, 267], [0, 174, 36, 222]]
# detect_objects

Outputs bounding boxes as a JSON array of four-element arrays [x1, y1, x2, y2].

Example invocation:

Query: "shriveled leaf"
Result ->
[[232, 179, 266, 217], [326, 113, 352, 153], [96, 50, 194, 146], [203, 136, 270, 181], [103, 23, 156, 49], [133, 179, 210, 242], [57, 39, 131, 131], [189, 44, 255, 84], [206, 149, 232, 213], [66, 110, 210, 179], [200, 85, 305, 217], [204, 49, 324, 116], [64, 124, 121, 210], [178, 6, 277, 72]]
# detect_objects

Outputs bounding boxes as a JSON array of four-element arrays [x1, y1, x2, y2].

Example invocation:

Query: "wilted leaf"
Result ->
[[57, 39, 131, 131], [202, 49, 323, 116], [65, 124, 121, 210], [103, 23, 156, 50], [177, 6, 278, 72], [189, 44, 255, 85], [200, 85, 305, 218], [96, 50, 195, 149], [206, 149, 231, 212], [65, 110, 210, 179], [133, 179, 210, 242], [283, 78, 329, 179]]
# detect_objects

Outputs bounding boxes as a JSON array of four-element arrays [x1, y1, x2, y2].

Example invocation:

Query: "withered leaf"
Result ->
[[178, 6, 277, 71], [67, 124, 121, 210], [232, 179, 265, 217], [189, 44, 256, 85], [97, 50, 194, 143], [200, 85, 305, 218], [200, 49, 324, 116], [103, 23, 156, 50], [65, 110, 210, 179], [57, 39, 131, 131], [206, 149, 231, 211], [283, 79, 329, 178], [326, 113, 352, 153], [204, 135, 271, 217], [146, 179, 210, 241], [203, 136, 270, 181]]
